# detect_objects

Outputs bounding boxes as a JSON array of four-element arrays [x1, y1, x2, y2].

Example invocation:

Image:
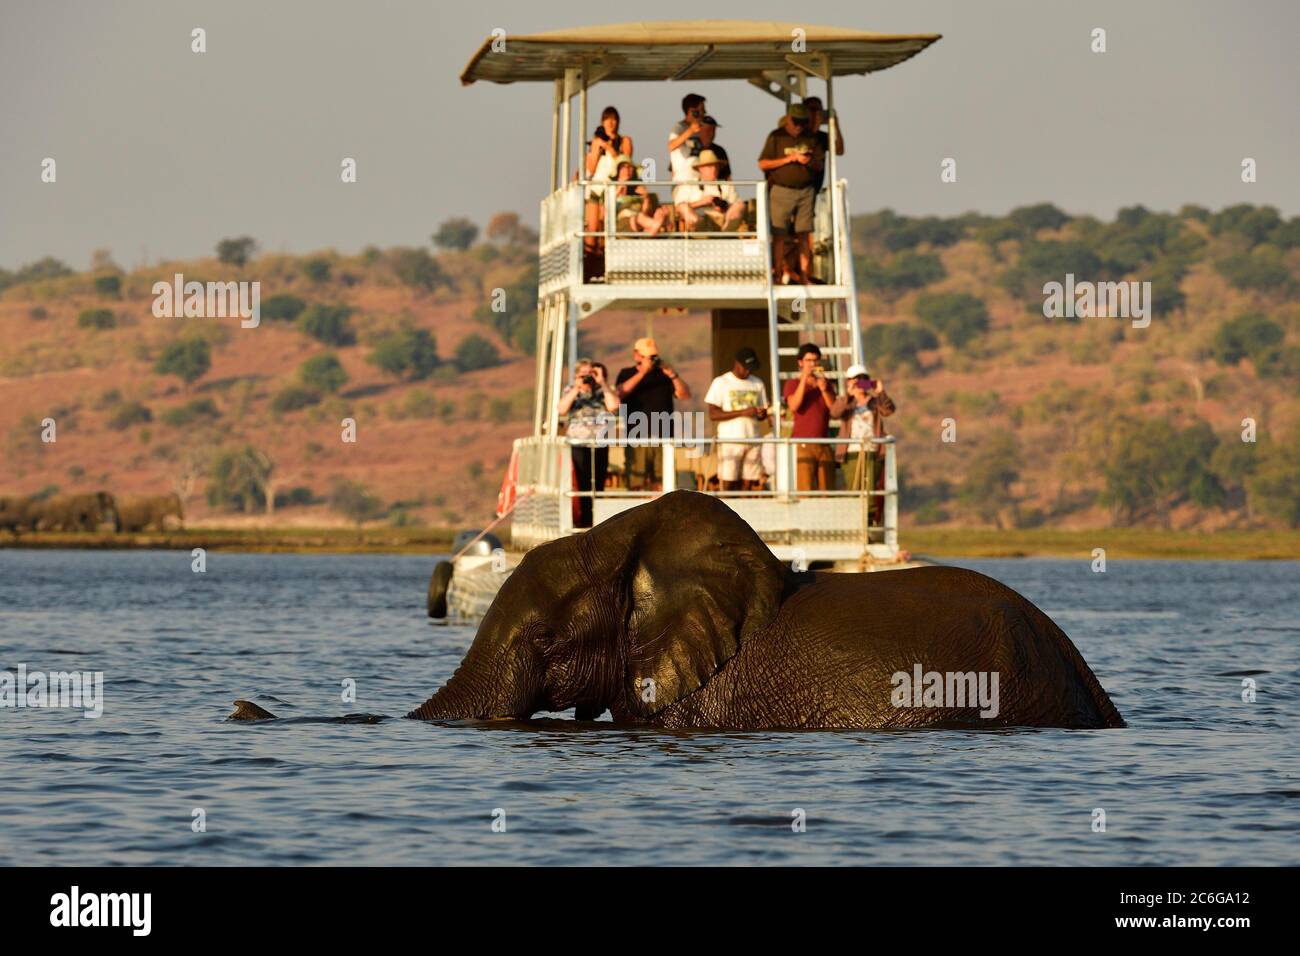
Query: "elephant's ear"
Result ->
[[607, 492, 787, 719]]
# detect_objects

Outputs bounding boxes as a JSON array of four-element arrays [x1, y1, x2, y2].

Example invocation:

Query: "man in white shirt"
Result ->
[[674, 151, 744, 232], [705, 347, 770, 491]]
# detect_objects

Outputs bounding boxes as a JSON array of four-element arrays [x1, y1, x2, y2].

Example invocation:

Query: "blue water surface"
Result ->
[[1, 551, 1296, 865]]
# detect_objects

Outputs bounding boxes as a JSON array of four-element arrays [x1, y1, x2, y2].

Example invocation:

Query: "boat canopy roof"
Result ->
[[460, 19, 940, 86]]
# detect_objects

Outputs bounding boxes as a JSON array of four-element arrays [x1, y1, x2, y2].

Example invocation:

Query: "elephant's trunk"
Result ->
[[406, 613, 542, 721]]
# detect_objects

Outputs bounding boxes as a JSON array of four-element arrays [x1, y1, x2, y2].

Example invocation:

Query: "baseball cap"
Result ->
[[845, 364, 868, 379], [634, 337, 658, 357], [787, 104, 809, 121], [736, 346, 760, 371]]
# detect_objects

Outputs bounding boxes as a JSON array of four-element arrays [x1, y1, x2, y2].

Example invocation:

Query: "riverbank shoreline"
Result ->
[[2, 526, 1297, 559]]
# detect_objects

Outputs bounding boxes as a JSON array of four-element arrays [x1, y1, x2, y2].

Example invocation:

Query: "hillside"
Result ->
[[1, 204, 1298, 534]]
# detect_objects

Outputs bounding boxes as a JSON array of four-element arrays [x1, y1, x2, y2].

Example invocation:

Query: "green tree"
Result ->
[[93, 274, 122, 297], [302, 257, 332, 283], [1215, 246, 1290, 293], [1246, 435, 1300, 527], [455, 333, 501, 371], [207, 445, 273, 513], [1100, 419, 1223, 525], [154, 337, 212, 387], [863, 322, 939, 372], [215, 237, 256, 267], [1211, 312, 1284, 367], [299, 353, 348, 394], [15, 257, 74, 282], [328, 479, 384, 525], [433, 217, 479, 251], [270, 385, 321, 413], [958, 434, 1021, 528], [390, 247, 447, 291], [298, 304, 356, 346], [369, 328, 439, 380], [914, 292, 989, 348], [1008, 203, 1069, 235]]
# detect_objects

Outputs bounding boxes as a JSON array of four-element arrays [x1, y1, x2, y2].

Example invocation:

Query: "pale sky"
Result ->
[[1, 0, 1297, 270]]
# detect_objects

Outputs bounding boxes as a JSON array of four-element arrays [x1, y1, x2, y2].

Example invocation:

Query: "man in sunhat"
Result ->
[[705, 346, 770, 491], [616, 336, 691, 490], [757, 103, 824, 284], [674, 150, 744, 232]]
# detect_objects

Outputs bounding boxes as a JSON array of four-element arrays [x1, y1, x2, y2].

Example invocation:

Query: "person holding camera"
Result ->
[[758, 103, 824, 285], [615, 337, 691, 491], [584, 107, 635, 265], [830, 364, 895, 491], [559, 359, 620, 528], [673, 150, 743, 232], [782, 342, 838, 491], [705, 347, 770, 491], [669, 93, 708, 207]]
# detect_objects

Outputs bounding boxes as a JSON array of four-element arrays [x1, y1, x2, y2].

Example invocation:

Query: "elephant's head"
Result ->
[[408, 491, 788, 722]]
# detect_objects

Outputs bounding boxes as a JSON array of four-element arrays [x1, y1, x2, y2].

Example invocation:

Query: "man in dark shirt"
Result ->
[[781, 342, 837, 491], [615, 336, 691, 490], [802, 97, 844, 194], [758, 104, 823, 285]]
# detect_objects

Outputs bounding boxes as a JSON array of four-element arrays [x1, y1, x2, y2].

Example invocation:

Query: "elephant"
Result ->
[[233, 492, 1124, 730], [0, 495, 38, 533], [117, 493, 184, 532], [33, 492, 120, 532], [403, 491, 1124, 730]]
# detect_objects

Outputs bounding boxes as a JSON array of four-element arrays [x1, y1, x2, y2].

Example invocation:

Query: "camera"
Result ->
[[582, 374, 597, 388], [651, 354, 662, 367]]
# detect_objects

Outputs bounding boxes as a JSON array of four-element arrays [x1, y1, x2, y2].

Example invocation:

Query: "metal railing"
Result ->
[[538, 179, 845, 293], [509, 433, 898, 558]]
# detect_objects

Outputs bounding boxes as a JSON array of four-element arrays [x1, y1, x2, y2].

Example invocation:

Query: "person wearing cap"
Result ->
[[697, 115, 731, 179], [802, 96, 844, 194], [615, 337, 691, 490], [612, 156, 669, 234], [781, 342, 837, 490], [674, 150, 744, 232], [705, 347, 771, 492], [757, 104, 824, 285], [831, 365, 896, 528]]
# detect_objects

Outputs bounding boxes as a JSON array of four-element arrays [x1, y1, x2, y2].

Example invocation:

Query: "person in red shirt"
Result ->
[[781, 343, 837, 490]]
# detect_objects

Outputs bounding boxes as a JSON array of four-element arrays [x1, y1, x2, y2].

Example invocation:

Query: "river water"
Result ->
[[1, 551, 1296, 865]]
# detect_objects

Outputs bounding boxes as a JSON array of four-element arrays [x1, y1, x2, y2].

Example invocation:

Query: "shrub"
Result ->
[[1008, 203, 1069, 235], [298, 304, 356, 346], [154, 337, 212, 386], [15, 257, 74, 282], [390, 247, 447, 291], [270, 385, 321, 413], [107, 401, 152, 431], [1100, 419, 1224, 524], [328, 479, 384, 524], [29, 306, 49, 321], [454, 333, 501, 371], [262, 293, 307, 322], [369, 327, 439, 379], [914, 292, 989, 348], [402, 389, 437, 419], [1246, 435, 1300, 526], [299, 353, 348, 394], [93, 274, 122, 297], [161, 397, 221, 427], [302, 257, 332, 283], [861, 251, 945, 296], [77, 308, 116, 330], [216, 237, 256, 267]]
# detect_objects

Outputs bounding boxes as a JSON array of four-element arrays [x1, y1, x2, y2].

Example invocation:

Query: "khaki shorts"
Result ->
[[769, 184, 814, 235]]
